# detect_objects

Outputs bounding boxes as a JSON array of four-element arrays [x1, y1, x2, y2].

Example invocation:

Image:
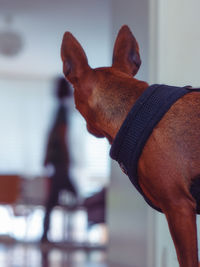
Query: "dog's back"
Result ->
[[137, 92, 200, 209]]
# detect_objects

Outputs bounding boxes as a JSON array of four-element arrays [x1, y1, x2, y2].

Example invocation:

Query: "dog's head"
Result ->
[[61, 25, 145, 142]]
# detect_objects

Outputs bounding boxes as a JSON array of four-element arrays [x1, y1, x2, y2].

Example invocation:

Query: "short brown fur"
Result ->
[[61, 25, 200, 267]]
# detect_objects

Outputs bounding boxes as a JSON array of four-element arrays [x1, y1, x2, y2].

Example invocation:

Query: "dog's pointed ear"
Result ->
[[112, 25, 141, 76], [61, 32, 90, 83]]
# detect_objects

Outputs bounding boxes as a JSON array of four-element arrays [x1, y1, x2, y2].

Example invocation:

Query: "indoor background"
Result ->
[[0, 0, 200, 267]]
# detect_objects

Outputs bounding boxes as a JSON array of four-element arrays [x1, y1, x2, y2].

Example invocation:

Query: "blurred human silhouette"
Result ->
[[41, 77, 78, 242]]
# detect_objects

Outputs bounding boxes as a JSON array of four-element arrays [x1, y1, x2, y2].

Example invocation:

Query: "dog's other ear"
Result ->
[[61, 32, 90, 83], [112, 25, 141, 76]]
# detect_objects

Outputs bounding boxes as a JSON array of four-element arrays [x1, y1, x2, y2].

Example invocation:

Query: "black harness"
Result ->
[[110, 84, 200, 212]]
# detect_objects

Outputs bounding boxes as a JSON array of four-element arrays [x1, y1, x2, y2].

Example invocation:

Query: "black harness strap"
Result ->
[[110, 84, 199, 212]]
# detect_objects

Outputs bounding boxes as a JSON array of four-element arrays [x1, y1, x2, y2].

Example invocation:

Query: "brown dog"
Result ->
[[61, 25, 200, 267]]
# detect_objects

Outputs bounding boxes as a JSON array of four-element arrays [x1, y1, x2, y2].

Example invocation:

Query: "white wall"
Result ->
[[0, 0, 112, 77], [152, 0, 200, 86]]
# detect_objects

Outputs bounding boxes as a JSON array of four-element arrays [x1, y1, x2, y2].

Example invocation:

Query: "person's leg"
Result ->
[[41, 181, 59, 241], [57, 166, 78, 198], [65, 175, 78, 197]]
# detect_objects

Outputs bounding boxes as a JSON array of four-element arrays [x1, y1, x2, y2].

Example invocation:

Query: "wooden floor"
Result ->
[[0, 241, 107, 267]]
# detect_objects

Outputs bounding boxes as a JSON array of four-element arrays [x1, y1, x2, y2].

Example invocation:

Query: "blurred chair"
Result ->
[[19, 176, 49, 206], [0, 175, 20, 204], [83, 187, 106, 227], [83, 187, 108, 245], [0, 174, 20, 240]]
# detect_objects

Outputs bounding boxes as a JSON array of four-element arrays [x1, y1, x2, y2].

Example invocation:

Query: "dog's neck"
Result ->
[[87, 77, 149, 144]]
